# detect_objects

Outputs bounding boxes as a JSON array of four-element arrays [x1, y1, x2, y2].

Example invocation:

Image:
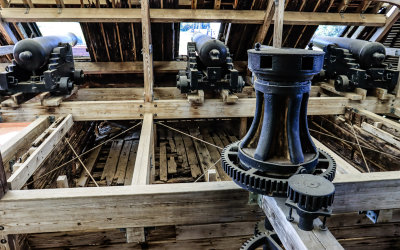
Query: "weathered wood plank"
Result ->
[[1, 116, 50, 173], [124, 141, 138, 185], [56, 175, 69, 188], [0, 182, 262, 234], [141, 0, 153, 102], [132, 113, 153, 185], [115, 140, 133, 185], [101, 140, 124, 185], [176, 221, 254, 240], [1, 97, 394, 122], [159, 142, 168, 182], [6, 115, 74, 190], [0, 8, 386, 26]]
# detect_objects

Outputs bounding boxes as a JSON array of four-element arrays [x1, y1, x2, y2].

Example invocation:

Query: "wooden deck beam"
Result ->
[[0, 61, 248, 74], [0, 8, 386, 26], [1, 171, 400, 234], [0, 95, 396, 122]]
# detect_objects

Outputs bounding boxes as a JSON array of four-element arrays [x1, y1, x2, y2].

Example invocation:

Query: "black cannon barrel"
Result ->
[[192, 33, 227, 67], [13, 32, 78, 72], [312, 36, 386, 68]]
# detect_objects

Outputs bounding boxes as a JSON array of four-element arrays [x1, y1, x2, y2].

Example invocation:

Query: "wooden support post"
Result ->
[[0, 152, 17, 250], [126, 227, 146, 243], [132, 113, 153, 185], [187, 90, 204, 104], [262, 196, 343, 250], [7, 115, 74, 190], [128, 114, 153, 243], [141, 0, 154, 102], [56, 175, 69, 188], [273, 0, 285, 48], [220, 90, 238, 104], [239, 117, 247, 139]]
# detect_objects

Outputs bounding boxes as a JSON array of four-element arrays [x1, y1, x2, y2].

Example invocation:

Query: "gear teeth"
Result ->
[[222, 142, 336, 196]]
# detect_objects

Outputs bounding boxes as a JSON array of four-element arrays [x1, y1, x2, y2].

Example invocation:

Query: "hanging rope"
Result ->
[[156, 121, 223, 150], [309, 128, 400, 161], [194, 158, 221, 183], [23, 122, 142, 188], [349, 121, 370, 172], [65, 138, 99, 187]]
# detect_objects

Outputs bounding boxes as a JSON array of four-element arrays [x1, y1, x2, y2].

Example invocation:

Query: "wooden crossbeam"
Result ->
[[7, 0, 191, 5], [6, 115, 74, 190], [1, 171, 400, 234], [1, 95, 396, 122], [0, 61, 248, 75], [0, 8, 386, 26]]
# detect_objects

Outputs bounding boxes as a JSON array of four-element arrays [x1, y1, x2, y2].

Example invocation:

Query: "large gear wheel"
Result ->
[[241, 232, 282, 250], [222, 141, 336, 196]]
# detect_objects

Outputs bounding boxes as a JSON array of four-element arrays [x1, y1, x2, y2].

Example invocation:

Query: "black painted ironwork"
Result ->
[[0, 33, 84, 95], [311, 36, 399, 92], [176, 33, 244, 94], [222, 44, 336, 234]]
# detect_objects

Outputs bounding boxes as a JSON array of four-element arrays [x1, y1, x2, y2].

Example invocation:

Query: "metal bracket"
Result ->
[[248, 192, 262, 207], [359, 210, 379, 223], [57, 6, 63, 14], [24, 7, 30, 14], [360, 11, 366, 19], [49, 115, 56, 123], [339, 10, 345, 18]]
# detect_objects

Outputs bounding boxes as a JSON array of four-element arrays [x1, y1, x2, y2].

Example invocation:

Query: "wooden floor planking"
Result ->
[[101, 140, 124, 186], [159, 142, 168, 182], [182, 132, 202, 179], [115, 140, 133, 185], [174, 133, 190, 172], [124, 141, 139, 185]]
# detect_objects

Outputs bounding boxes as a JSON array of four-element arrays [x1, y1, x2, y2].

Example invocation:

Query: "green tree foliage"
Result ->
[[314, 25, 346, 37]]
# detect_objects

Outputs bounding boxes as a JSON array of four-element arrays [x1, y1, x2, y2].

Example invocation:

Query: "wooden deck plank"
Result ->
[[124, 141, 139, 185], [115, 140, 133, 185], [159, 142, 168, 182], [174, 133, 189, 172], [101, 140, 124, 186]]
